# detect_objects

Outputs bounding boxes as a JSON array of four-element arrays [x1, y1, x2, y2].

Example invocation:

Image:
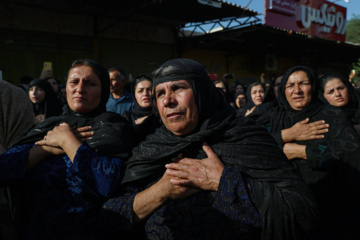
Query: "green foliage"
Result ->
[[346, 14, 360, 44], [351, 58, 360, 85]]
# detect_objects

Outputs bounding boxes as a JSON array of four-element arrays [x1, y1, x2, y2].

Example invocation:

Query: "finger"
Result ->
[[169, 177, 194, 188], [300, 118, 310, 124], [165, 169, 188, 179], [35, 140, 45, 146], [165, 162, 189, 171], [76, 131, 94, 139], [202, 143, 217, 158], [77, 126, 92, 132], [59, 122, 70, 127]]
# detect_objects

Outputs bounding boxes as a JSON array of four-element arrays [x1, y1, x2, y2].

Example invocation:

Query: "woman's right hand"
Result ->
[[157, 172, 199, 200], [282, 118, 329, 143]]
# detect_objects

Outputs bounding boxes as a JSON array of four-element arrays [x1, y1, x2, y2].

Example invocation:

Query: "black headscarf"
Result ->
[[127, 74, 154, 120], [16, 59, 133, 159], [29, 78, 63, 118], [267, 66, 324, 130], [318, 72, 360, 124], [123, 58, 317, 239], [244, 82, 265, 111]]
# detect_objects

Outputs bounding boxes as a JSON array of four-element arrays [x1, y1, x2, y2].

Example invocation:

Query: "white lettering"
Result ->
[[299, 3, 345, 35]]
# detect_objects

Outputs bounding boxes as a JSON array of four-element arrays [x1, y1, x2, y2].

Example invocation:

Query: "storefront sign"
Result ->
[[265, 0, 347, 41]]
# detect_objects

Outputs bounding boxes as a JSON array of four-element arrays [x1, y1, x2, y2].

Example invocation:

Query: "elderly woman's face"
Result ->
[[156, 80, 198, 136], [285, 71, 312, 110], [323, 78, 349, 107], [135, 80, 152, 108], [66, 65, 101, 113]]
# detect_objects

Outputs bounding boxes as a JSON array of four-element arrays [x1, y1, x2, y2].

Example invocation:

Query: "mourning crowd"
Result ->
[[0, 58, 360, 240]]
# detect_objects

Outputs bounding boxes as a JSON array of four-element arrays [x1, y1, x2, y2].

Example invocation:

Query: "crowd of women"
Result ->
[[0, 58, 359, 240]]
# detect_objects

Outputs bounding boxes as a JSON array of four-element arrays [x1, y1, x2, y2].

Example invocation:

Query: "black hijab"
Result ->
[[17, 59, 133, 159], [318, 72, 360, 124], [127, 74, 154, 120], [29, 78, 63, 118], [268, 66, 324, 130], [123, 58, 317, 239]]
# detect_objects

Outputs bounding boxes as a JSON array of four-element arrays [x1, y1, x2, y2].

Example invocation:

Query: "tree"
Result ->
[[346, 14, 360, 44]]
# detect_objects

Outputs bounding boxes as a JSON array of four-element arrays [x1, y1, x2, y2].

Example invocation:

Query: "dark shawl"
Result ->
[[29, 79, 63, 118], [318, 72, 360, 124], [17, 60, 134, 159], [122, 58, 317, 239], [256, 66, 360, 239]]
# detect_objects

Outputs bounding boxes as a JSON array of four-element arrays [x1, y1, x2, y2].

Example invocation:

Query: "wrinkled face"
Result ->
[[47, 78, 59, 93], [273, 76, 283, 99], [251, 85, 264, 106], [156, 80, 198, 136], [109, 70, 125, 94], [235, 84, 244, 93], [215, 82, 227, 93], [135, 80, 153, 108], [29, 86, 45, 104], [235, 94, 246, 108], [66, 65, 102, 113], [323, 78, 349, 107], [285, 71, 312, 110]]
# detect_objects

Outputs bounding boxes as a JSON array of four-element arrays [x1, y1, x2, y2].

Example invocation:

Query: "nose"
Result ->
[[334, 89, 341, 97], [293, 84, 302, 94], [163, 92, 176, 107], [76, 81, 86, 93]]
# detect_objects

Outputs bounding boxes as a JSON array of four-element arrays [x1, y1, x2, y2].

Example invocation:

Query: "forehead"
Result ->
[[251, 85, 263, 91], [325, 78, 343, 88], [68, 66, 100, 81], [136, 80, 152, 89], [287, 71, 309, 83], [155, 79, 190, 90]]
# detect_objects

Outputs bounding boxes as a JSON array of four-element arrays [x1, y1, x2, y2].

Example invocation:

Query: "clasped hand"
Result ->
[[165, 143, 224, 192], [35, 123, 93, 154]]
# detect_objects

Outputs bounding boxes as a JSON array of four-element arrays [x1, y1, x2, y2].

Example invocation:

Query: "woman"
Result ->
[[0, 80, 34, 239], [318, 72, 360, 124], [28, 78, 63, 124], [238, 82, 265, 117], [122, 74, 154, 125], [101, 58, 317, 240], [46, 77, 67, 105], [234, 91, 246, 109], [258, 65, 360, 240], [0, 59, 133, 239]]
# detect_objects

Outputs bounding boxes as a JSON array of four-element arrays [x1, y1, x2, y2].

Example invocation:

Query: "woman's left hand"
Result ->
[[165, 143, 224, 191], [35, 123, 93, 147]]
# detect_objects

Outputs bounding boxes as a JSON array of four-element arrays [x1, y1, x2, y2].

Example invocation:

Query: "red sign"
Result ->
[[265, 0, 347, 42]]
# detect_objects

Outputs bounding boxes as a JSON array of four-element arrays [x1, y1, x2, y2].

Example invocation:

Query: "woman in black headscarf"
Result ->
[[28, 78, 63, 124], [237, 82, 265, 117], [257, 65, 360, 240], [0, 59, 133, 239], [101, 58, 317, 240], [318, 72, 360, 124], [122, 74, 154, 125]]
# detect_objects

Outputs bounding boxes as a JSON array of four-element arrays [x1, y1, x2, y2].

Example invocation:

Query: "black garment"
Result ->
[[103, 59, 318, 240], [257, 66, 360, 240], [29, 79, 63, 118], [17, 104, 134, 159]]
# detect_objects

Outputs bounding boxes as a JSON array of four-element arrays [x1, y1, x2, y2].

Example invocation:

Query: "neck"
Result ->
[[112, 89, 125, 99]]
